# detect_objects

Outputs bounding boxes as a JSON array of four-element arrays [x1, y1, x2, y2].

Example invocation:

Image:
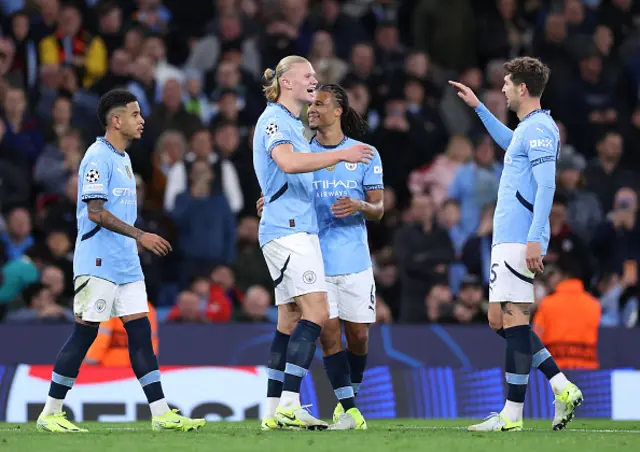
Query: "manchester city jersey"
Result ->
[[253, 102, 318, 247], [493, 110, 559, 255], [311, 136, 384, 277], [74, 137, 143, 284]]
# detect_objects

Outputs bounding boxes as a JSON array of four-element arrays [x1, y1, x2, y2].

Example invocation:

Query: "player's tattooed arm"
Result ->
[[86, 199, 144, 241]]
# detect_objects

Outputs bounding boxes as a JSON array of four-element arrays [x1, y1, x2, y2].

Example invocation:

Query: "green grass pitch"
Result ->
[[1, 420, 639, 452]]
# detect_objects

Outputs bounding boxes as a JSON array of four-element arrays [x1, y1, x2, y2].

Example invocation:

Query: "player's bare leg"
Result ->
[[262, 304, 300, 430], [319, 319, 366, 430], [274, 292, 329, 430], [37, 317, 98, 432], [487, 304, 583, 429], [121, 312, 205, 431]]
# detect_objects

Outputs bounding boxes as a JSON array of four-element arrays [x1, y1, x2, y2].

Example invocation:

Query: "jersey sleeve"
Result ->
[[262, 115, 294, 155], [525, 123, 558, 243], [80, 157, 110, 202], [363, 148, 384, 191]]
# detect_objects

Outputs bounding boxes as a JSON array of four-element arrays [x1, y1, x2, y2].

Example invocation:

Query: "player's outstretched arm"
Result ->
[[448, 81, 513, 151], [271, 143, 374, 174], [86, 199, 172, 256]]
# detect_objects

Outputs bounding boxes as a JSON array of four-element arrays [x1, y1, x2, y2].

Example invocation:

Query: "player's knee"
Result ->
[[298, 292, 329, 327], [345, 324, 369, 354], [487, 303, 503, 331]]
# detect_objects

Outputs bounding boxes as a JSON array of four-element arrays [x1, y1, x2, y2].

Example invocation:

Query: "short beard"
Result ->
[[508, 99, 520, 113]]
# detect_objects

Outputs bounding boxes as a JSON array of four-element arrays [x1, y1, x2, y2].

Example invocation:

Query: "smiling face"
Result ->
[[307, 90, 340, 130], [281, 61, 318, 104]]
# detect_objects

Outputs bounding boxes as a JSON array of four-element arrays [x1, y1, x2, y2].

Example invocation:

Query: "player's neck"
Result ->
[[277, 96, 303, 118], [516, 99, 542, 121], [104, 130, 128, 154], [315, 127, 345, 147]]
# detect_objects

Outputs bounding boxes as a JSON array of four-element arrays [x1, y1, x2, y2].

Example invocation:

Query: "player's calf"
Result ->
[[344, 322, 369, 398], [39, 320, 99, 426], [501, 303, 532, 424]]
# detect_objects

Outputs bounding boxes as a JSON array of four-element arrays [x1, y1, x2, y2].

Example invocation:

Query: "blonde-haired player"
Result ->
[[253, 56, 373, 429]]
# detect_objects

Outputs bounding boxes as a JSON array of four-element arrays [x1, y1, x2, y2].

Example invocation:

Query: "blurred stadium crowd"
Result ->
[[0, 0, 639, 328]]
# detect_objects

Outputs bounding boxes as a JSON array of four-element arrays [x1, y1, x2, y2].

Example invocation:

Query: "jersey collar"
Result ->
[[521, 109, 551, 122], [268, 102, 301, 122], [312, 135, 348, 149], [97, 137, 126, 157]]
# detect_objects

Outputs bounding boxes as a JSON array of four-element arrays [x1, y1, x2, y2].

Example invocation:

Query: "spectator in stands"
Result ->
[[555, 146, 602, 243], [375, 296, 394, 324], [145, 78, 201, 148], [1, 85, 44, 165], [437, 199, 467, 294], [85, 302, 158, 366], [394, 194, 454, 322], [233, 285, 272, 322], [420, 280, 454, 324], [0, 245, 42, 319], [123, 26, 145, 60], [461, 203, 494, 286], [7, 9, 40, 94], [150, 129, 186, 209], [533, 258, 601, 370], [44, 229, 73, 287], [167, 290, 212, 323], [546, 193, 595, 286], [438, 273, 488, 324], [126, 55, 157, 117], [4, 282, 73, 324], [232, 216, 272, 293], [448, 134, 502, 240], [0, 159, 30, 213], [312, 0, 366, 61], [409, 135, 472, 208], [183, 69, 213, 126], [96, 1, 124, 55], [164, 127, 243, 213], [374, 20, 405, 78], [441, 66, 483, 137], [41, 174, 78, 242], [170, 160, 236, 284], [211, 123, 245, 213], [373, 250, 400, 320], [1, 207, 34, 261], [592, 186, 640, 278], [35, 129, 82, 195], [307, 30, 348, 85], [42, 94, 73, 145], [90, 49, 132, 98], [187, 12, 260, 79], [596, 270, 639, 328], [584, 131, 636, 213], [40, 264, 69, 306], [39, 3, 107, 88]]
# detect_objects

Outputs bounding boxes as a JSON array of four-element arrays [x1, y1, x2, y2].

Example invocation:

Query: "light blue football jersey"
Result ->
[[74, 137, 143, 284], [253, 102, 318, 247], [311, 136, 383, 277], [493, 110, 559, 255]]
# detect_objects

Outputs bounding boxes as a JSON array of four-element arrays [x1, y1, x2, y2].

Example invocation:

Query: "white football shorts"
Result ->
[[73, 276, 149, 322], [262, 232, 327, 305], [327, 267, 376, 323], [489, 243, 535, 303]]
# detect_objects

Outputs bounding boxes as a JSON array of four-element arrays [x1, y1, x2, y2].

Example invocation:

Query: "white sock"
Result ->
[[149, 398, 170, 417], [41, 396, 64, 417], [279, 391, 300, 408], [550, 373, 570, 395], [502, 400, 524, 423], [266, 397, 280, 418]]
